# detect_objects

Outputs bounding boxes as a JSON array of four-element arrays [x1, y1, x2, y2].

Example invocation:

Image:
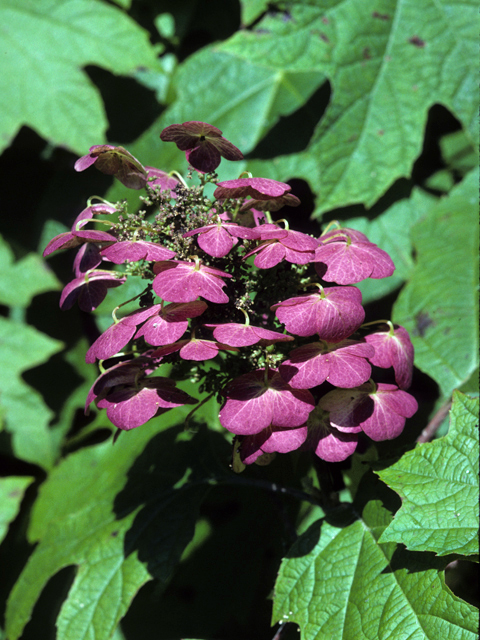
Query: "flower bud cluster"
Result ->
[[44, 121, 417, 469]]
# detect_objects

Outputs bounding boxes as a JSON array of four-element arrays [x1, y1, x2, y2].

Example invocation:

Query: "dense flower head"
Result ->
[[45, 119, 417, 470]]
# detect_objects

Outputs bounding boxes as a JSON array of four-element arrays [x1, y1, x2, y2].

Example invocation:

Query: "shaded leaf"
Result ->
[[378, 392, 479, 556]]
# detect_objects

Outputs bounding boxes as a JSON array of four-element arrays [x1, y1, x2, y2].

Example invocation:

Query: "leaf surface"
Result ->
[[378, 392, 479, 556], [0, 0, 159, 154], [393, 170, 478, 397], [0, 477, 34, 544]]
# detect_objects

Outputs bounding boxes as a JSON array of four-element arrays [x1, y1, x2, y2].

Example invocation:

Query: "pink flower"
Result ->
[[219, 369, 314, 435], [314, 228, 395, 284], [160, 121, 243, 173], [365, 325, 414, 389], [135, 301, 207, 346], [245, 226, 318, 268], [319, 382, 418, 441], [302, 406, 359, 462], [279, 339, 374, 389], [184, 219, 257, 258], [145, 167, 179, 197], [100, 240, 176, 264], [205, 322, 293, 347], [85, 306, 160, 363], [74, 145, 148, 189], [152, 337, 237, 361], [238, 424, 309, 465], [214, 178, 300, 211], [272, 287, 365, 342], [97, 377, 197, 430], [152, 260, 232, 304]]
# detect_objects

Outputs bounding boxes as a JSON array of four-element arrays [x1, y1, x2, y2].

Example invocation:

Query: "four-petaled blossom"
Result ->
[[100, 240, 176, 264], [152, 337, 237, 361], [365, 324, 414, 389], [74, 145, 149, 189], [153, 260, 232, 303], [184, 217, 257, 258], [302, 405, 359, 462], [145, 167, 179, 197], [237, 424, 309, 465], [245, 225, 318, 268], [314, 228, 395, 284], [271, 287, 365, 342], [219, 369, 315, 435], [135, 301, 208, 346], [214, 177, 293, 202], [319, 382, 418, 441], [60, 270, 126, 312], [204, 323, 293, 347], [160, 121, 243, 173], [97, 377, 197, 430], [279, 339, 374, 389]]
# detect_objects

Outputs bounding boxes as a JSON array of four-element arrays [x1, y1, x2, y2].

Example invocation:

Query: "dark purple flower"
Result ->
[[74, 145, 148, 189], [238, 424, 309, 465], [59, 270, 126, 312], [314, 228, 395, 284], [245, 227, 318, 268], [319, 382, 418, 441], [205, 322, 293, 347], [279, 339, 374, 389], [184, 219, 257, 258], [239, 193, 301, 212], [73, 243, 103, 277], [97, 377, 197, 430], [365, 325, 414, 390], [85, 306, 160, 363], [271, 287, 365, 342], [100, 240, 176, 264], [219, 369, 315, 435], [160, 121, 243, 173], [152, 260, 232, 304], [135, 301, 207, 346]]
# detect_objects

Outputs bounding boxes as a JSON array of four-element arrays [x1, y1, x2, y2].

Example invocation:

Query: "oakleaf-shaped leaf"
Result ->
[[377, 392, 479, 556], [393, 170, 478, 397], [273, 476, 478, 639], [242, 0, 477, 215], [0, 0, 160, 154], [5, 423, 217, 640]]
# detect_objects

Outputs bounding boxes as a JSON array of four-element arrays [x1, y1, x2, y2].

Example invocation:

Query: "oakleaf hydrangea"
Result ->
[[44, 120, 417, 470]]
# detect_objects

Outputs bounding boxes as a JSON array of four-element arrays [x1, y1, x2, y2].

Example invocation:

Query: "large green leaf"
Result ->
[[0, 477, 34, 545], [378, 392, 479, 556], [5, 421, 221, 640], [0, 0, 160, 155], [393, 170, 478, 397], [273, 475, 478, 639], [243, 0, 477, 215]]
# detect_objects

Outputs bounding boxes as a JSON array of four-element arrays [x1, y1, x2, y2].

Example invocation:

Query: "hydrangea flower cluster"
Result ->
[[45, 121, 417, 469]]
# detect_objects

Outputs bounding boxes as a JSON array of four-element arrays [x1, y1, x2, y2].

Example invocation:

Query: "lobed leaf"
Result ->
[[378, 392, 479, 556]]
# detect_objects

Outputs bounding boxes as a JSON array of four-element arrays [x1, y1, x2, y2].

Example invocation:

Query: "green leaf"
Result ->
[[5, 422, 220, 640], [243, 0, 477, 215], [273, 476, 478, 639], [0, 0, 160, 155], [0, 476, 34, 545], [0, 317, 63, 469], [378, 392, 479, 556], [341, 188, 434, 303], [393, 170, 478, 397], [240, 0, 270, 26], [0, 235, 60, 308]]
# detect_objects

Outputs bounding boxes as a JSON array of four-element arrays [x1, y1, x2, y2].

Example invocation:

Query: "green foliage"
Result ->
[[393, 170, 479, 397], [378, 392, 479, 556], [273, 475, 478, 639], [0, 0, 160, 155], [0, 477, 34, 545]]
